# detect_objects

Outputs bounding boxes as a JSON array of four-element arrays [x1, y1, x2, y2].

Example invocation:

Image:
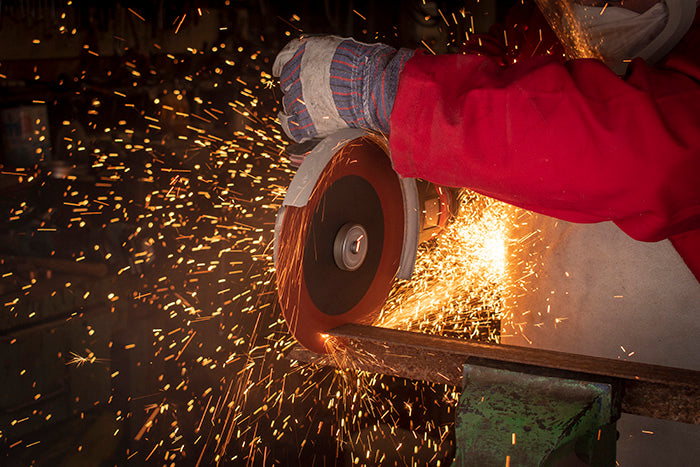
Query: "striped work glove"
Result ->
[[272, 36, 414, 143]]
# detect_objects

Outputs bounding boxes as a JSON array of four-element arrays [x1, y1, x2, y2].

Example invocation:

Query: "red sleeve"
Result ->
[[671, 230, 700, 283], [389, 24, 700, 244]]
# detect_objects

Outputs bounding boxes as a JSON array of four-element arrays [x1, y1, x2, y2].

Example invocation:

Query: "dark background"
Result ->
[[0, 1, 511, 465]]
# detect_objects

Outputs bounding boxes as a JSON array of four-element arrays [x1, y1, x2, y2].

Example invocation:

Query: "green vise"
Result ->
[[453, 360, 622, 466]]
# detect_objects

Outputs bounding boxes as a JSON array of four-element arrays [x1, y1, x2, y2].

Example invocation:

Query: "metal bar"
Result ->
[[328, 324, 700, 387], [287, 324, 700, 424], [622, 381, 700, 423], [288, 341, 463, 385]]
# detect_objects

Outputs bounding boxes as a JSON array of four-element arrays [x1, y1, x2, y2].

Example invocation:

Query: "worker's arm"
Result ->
[[272, 19, 700, 249], [389, 49, 700, 243]]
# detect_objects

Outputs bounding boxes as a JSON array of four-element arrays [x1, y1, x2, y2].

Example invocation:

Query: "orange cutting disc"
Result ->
[[276, 136, 404, 354]]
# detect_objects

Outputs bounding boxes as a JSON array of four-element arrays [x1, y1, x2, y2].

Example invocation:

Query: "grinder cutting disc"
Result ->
[[276, 133, 404, 353]]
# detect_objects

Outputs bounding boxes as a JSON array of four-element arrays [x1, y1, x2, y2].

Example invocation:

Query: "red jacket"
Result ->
[[389, 5, 700, 281]]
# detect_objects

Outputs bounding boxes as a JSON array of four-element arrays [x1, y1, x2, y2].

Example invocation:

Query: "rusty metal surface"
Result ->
[[623, 381, 700, 424], [288, 341, 463, 386], [328, 324, 700, 387], [287, 324, 700, 424]]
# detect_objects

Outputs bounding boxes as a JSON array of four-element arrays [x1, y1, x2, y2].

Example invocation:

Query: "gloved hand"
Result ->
[[272, 36, 414, 143]]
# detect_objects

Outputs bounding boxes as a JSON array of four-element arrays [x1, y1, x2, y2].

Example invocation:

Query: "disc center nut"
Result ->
[[333, 223, 368, 271]]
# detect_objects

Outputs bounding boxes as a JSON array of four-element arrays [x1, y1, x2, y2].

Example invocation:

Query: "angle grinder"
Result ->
[[274, 129, 455, 353]]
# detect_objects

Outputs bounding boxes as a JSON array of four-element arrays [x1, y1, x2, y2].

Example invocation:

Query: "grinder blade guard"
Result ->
[[274, 129, 454, 353]]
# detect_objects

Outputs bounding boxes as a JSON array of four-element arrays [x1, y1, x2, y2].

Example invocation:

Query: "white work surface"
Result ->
[[500, 214, 700, 466]]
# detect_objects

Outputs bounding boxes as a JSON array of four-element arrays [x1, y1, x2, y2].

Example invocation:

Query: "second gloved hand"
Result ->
[[272, 36, 414, 143]]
